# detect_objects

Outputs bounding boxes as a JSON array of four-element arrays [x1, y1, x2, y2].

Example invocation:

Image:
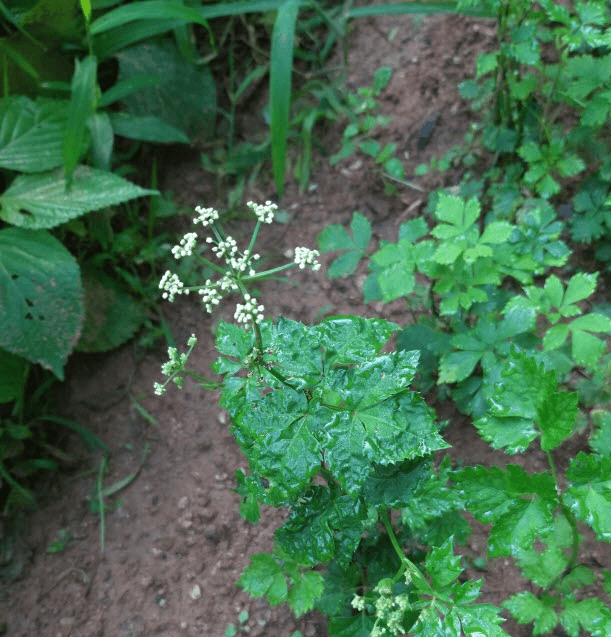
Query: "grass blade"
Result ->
[[270, 0, 300, 197], [64, 55, 98, 187]]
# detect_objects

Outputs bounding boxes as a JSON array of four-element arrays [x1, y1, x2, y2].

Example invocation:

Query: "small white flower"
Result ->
[[198, 284, 223, 313], [294, 246, 321, 271], [234, 296, 265, 326], [171, 232, 198, 259], [351, 595, 366, 611], [159, 270, 189, 302], [153, 382, 166, 396], [194, 206, 219, 227], [212, 236, 238, 261], [248, 200, 277, 224]]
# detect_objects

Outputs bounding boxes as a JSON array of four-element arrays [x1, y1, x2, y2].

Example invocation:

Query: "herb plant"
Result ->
[[156, 197, 611, 636]]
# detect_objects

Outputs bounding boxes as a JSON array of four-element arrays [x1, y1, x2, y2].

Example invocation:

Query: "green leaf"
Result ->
[[474, 351, 577, 453], [480, 221, 513, 244], [363, 458, 430, 509], [591, 410, 611, 457], [563, 272, 598, 308], [64, 55, 97, 186], [0, 349, 27, 403], [560, 598, 611, 637], [457, 465, 556, 557], [542, 323, 569, 351], [237, 553, 288, 606], [276, 488, 366, 567], [0, 228, 84, 379], [0, 166, 156, 229], [270, 0, 299, 196], [564, 452, 611, 541], [76, 267, 146, 352], [425, 537, 463, 588], [438, 350, 482, 384], [287, 570, 324, 617], [570, 327, 607, 368], [115, 39, 215, 142], [109, 112, 189, 143], [0, 97, 67, 173], [318, 212, 372, 278], [504, 591, 558, 636]]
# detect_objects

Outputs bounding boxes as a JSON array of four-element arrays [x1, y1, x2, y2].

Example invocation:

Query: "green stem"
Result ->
[[97, 455, 107, 553], [544, 449, 580, 592], [244, 262, 296, 281], [194, 255, 227, 275]]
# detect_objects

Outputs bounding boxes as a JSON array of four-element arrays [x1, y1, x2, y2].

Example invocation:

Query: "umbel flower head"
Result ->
[[159, 201, 321, 328]]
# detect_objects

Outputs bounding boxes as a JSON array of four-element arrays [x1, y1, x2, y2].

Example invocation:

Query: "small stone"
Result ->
[[178, 496, 189, 509], [189, 584, 202, 600]]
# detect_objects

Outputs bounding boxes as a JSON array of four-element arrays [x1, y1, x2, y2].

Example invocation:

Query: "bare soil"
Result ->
[[1, 9, 609, 637]]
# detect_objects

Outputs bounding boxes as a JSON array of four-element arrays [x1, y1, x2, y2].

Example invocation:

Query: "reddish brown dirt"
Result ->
[[1, 10, 609, 637]]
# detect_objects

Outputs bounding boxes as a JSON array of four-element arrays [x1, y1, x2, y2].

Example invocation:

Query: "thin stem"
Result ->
[[246, 219, 263, 257], [244, 262, 296, 281], [193, 255, 227, 275]]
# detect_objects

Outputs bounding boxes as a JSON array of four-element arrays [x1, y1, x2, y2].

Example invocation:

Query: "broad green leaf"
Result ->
[[457, 465, 556, 557], [272, 317, 322, 386], [76, 267, 146, 352], [563, 272, 598, 308], [544, 274, 565, 308], [276, 488, 365, 567], [0, 97, 67, 173], [99, 73, 168, 108], [237, 553, 288, 605], [542, 323, 569, 351], [115, 40, 216, 141], [64, 55, 97, 186], [328, 614, 375, 637], [504, 592, 558, 636], [318, 212, 372, 278], [0, 349, 27, 403], [287, 570, 324, 617], [480, 220, 513, 244], [398, 217, 428, 243], [270, 0, 299, 196], [570, 313, 611, 333], [233, 389, 321, 502], [474, 351, 576, 453], [0, 166, 156, 229], [570, 328, 606, 368], [560, 598, 611, 637], [564, 452, 611, 541], [438, 350, 482, 384], [0, 228, 84, 379], [363, 458, 430, 508], [316, 315, 397, 365]]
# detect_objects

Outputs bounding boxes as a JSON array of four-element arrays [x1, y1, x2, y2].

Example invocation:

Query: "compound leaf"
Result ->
[[318, 212, 372, 278], [504, 591, 558, 636], [287, 570, 324, 617]]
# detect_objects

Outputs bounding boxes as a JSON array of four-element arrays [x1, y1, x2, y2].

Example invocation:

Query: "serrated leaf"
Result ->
[[272, 317, 322, 386], [563, 272, 598, 308], [474, 351, 576, 453], [504, 592, 558, 636], [0, 227, 84, 380], [398, 217, 429, 243], [480, 221, 513, 244], [571, 328, 606, 368], [564, 452, 611, 541], [328, 614, 375, 637], [316, 315, 397, 365], [0, 96, 67, 173], [287, 570, 324, 617], [363, 458, 430, 508], [561, 598, 611, 637], [237, 553, 288, 605], [457, 465, 556, 557], [425, 538, 463, 588], [276, 488, 365, 567], [0, 166, 156, 229]]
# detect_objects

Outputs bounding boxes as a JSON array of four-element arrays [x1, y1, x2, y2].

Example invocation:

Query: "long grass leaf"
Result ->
[[99, 73, 169, 108], [0, 40, 39, 81], [347, 2, 495, 19], [90, 1, 211, 35], [270, 0, 300, 197], [64, 55, 98, 187], [93, 19, 186, 58]]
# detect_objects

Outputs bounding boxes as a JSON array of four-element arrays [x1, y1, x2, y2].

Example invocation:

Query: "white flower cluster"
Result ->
[[171, 232, 197, 259], [294, 246, 321, 271], [193, 206, 219, 227], [234, 293, 265, 326], [207, 235, 238, 260], [153, 335, 197, 395], [159, 270, 189, 302], [248, 200, 277, 224]]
